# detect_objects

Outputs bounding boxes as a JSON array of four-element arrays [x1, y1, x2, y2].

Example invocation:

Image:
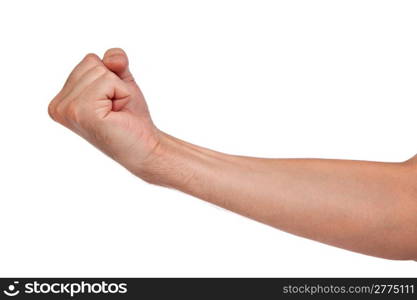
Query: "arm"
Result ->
[[48, 48, 417, 260], [143, 133, 417, 260]]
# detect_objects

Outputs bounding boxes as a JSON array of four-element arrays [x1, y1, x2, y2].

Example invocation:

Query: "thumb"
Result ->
[[102, 48, 135, 84], [102, 48, 149, 116]]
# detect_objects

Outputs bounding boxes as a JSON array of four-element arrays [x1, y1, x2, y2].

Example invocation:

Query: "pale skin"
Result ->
[[48, 48, 417, 261]]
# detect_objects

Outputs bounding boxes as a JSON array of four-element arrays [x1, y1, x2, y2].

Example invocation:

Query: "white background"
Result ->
[[0, 0, 416, 276]]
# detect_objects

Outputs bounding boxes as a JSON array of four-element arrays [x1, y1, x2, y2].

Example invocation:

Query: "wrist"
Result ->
[[133, 130, 196, 187]]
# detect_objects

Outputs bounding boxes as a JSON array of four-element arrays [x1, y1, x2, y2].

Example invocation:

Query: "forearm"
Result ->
[[138, 131, 417, 260]]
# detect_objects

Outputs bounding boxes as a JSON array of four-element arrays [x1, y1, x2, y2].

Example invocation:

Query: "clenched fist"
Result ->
[[48, 48, 161, 176]]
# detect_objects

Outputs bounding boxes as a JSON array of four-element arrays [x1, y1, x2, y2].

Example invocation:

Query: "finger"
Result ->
[[102, 48, 135, 83], [64, 53, 102, 89], [82, 73, 131, 112], [102, 48, 146, 115], [64, 64, 108, 101]]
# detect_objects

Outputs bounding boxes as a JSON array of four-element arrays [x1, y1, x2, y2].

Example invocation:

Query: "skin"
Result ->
[[48, 48, 417, 260]]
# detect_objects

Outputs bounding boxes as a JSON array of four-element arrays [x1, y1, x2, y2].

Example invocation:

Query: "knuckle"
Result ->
[[83, 53, 100, 63], [58, 101, 85, 127], [104, 71, 117, 81], [91, 65, 108, 77], [55, 103, 65, 118], [66, 101, 81, 123], [48, 100, 57, 121]]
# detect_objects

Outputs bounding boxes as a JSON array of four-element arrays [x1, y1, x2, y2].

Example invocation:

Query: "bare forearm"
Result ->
[[139, 131, 417, 260], [49, 49, 417, 261]]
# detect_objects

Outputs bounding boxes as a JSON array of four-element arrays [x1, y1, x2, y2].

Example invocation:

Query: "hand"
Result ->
[[48, 48, 160, 174]]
